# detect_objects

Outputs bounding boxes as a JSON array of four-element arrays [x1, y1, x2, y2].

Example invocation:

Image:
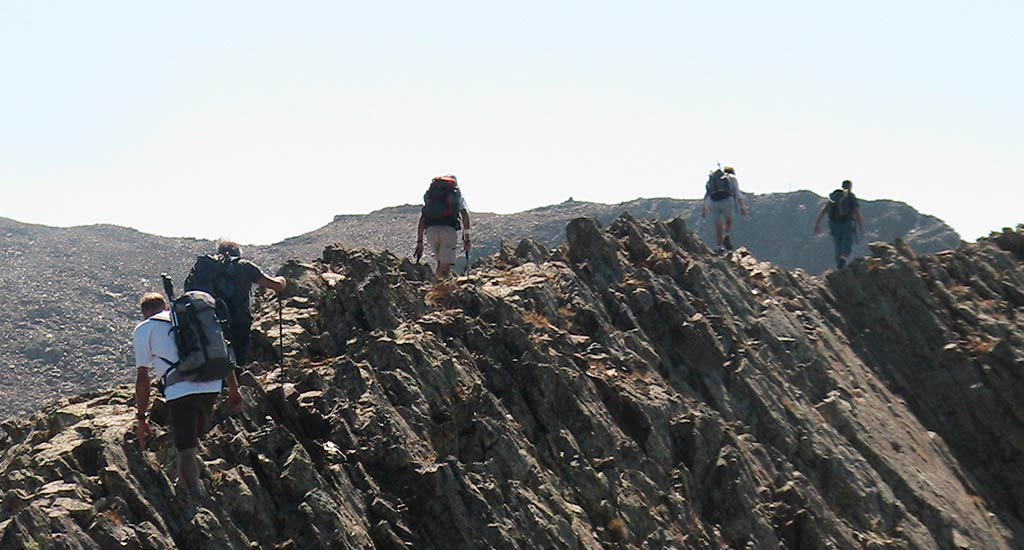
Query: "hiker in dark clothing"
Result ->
[[185, 240, 286, 366], [814, 180, 865, 269], [415, 175, 472, 278]]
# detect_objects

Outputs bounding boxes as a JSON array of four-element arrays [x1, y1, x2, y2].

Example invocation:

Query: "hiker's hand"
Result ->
[[463, 236, 471, 252], [814, 225, 822, 235], [229, 388, 244, 414], [136, 419, 151, 449], [701, 206, 708, 218], [414, 241, 424, 261], [740, 206, 748, 216]]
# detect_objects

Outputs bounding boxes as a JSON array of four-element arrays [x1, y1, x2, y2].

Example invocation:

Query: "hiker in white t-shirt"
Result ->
[[133, 292, 243, 502]]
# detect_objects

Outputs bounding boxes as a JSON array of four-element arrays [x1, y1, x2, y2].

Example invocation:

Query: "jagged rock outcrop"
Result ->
[[1, 217, 1019, 549], [0, 193, 961, 418]]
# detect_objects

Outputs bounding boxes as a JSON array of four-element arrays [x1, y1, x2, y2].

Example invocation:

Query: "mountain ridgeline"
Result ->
[[1, 214, 1021, 548], [0, 193, 960, 418]]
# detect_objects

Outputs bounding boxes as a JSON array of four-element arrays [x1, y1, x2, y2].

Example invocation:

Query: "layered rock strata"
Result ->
[[1, 217, 1019, 549]]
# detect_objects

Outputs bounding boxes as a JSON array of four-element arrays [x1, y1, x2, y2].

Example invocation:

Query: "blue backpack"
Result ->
[[828, 189, 856, 222], [184, 254, 244, 323]]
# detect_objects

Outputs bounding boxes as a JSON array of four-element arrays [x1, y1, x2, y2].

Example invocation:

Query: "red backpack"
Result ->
[[422, 175, 462, 222]]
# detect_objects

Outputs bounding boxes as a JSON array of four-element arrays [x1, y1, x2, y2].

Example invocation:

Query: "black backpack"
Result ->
[[828, 189, 856, 222], [160, 275, 235, 386], [185, 254, 244, 323], [422, 176, 462, 227], [706, 170, 732, 201]]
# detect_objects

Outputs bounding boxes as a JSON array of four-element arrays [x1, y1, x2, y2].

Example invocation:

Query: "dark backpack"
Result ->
[[185, 254, 244, 323], [160, 276, 235, 385], [706, 170, 732, 201], [422, 176, 462, 227], [828, 189, 856, 222]]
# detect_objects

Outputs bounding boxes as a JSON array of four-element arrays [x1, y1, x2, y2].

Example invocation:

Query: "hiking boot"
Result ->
[[723, 234, 733, 251], [716, 245, 726, 255], [837, 257, 847, 269]]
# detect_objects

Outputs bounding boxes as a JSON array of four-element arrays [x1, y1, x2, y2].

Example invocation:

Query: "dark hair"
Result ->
[[139, 292, 168, 316], [216, 239, 242, 257], [841, 180, 852, 190]]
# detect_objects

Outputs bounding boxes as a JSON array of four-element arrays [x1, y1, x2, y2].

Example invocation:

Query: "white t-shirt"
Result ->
[[132, 310, 223, 401]]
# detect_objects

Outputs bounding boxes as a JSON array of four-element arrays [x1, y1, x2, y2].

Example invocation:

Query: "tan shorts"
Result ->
[[425, 225, 458, 265], [709, 198, 734, 224]]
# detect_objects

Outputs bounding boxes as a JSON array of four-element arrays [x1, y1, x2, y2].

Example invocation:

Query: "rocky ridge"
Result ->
[[0, 193, 961, 418], [1, 215, 1020, 549]]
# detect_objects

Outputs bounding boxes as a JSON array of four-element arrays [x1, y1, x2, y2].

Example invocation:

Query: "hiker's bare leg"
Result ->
[[724, 215, 733, 236], [436, 262, 452, 278], [178, 448, 203, 497], [715, 220, 725, 247]]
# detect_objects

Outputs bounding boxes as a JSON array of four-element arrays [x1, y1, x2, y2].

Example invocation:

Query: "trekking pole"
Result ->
[[278, 295, 284, 371], [160, 274, 175, 301]]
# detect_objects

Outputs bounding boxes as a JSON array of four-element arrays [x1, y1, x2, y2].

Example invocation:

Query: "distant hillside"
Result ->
[[262, 192, 961, 275], [0, 193, 962, 417]]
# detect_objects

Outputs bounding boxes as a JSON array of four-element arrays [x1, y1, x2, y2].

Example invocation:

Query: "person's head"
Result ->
[[723, 166, 736, 175], [216, 239, 242, 257], [139, 292, 168, 319], [841, 179, 852, 190]]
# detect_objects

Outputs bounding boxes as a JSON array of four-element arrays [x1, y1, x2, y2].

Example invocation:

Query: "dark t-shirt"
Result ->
[[224, 258, 269, 325], [828, 190, 859, 222]]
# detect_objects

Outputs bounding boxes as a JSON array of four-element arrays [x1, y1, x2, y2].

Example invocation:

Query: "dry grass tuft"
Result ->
[[426, 281, 458, 306], [522, 310, 553, 330], [967, 336, 997, 355], [607, 517, 630, 543]]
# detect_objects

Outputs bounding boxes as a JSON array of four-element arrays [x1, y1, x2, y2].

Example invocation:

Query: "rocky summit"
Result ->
[[1, 216, 1021, 549]]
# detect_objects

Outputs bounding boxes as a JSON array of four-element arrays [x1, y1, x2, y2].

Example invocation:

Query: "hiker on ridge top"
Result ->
[[415, 174, 472, 278], [702, 165, 748, 254], [133, 292, 243, 502], [814, 179, 864, 269], [185, 240, 286, 367]]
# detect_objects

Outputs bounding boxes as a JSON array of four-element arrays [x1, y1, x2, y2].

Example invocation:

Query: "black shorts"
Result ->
[[168, 393, 219, 450], [229, 323, 253, 366]]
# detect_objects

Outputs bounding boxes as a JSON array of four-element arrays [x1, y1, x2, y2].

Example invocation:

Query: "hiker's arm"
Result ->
[[134, 368, 152, 448], [461, 210, 472, 252], [732, 178, 747, 215], [256, 274, 286, 294], [854, 207, 864, 234], [415, 215, 425, 259], [226, 370, 243, 414], [814, 205, 827, 234]]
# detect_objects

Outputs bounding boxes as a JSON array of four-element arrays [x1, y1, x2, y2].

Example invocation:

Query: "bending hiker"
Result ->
[[133, 292, 243, 501], [415, 174, 472, 278], [185, 240, 286, 367], [814, 179, 865, 269], [702, 165, 748, 254]]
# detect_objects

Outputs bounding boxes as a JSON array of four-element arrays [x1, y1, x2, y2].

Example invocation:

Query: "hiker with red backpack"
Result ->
[[415, 175, 472, 278], [702, 165, 748, 254], [814, 179, 865, 269]]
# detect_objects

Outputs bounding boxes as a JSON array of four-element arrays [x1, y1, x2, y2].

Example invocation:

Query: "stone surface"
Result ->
[[2, 215, 1016, 550]]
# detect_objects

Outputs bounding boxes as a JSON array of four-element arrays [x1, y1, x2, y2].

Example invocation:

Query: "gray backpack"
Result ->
[[160, 275, 235, 386]]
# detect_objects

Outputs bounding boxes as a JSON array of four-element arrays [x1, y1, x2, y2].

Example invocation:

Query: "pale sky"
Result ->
[[1, 1, 1020, 244]]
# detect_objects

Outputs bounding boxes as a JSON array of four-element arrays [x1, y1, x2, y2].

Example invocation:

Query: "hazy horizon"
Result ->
[[2, 189, 984, 247]]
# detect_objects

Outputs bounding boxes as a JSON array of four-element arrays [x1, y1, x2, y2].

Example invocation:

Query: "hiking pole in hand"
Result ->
[[278, 295, 284, 371]]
